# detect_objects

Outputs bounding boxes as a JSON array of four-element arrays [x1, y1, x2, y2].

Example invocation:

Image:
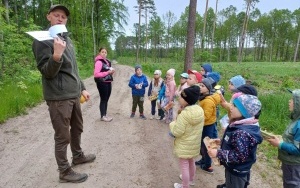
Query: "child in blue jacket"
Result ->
[[157, 76, 166, 120], [128, 65, 149, 119]]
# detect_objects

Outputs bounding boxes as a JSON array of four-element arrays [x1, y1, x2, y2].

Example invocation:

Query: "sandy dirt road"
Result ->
[[0, 64, 272, 188]]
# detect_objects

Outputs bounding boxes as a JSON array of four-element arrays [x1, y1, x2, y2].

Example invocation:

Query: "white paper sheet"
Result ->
[[26, 25, 68, 41]]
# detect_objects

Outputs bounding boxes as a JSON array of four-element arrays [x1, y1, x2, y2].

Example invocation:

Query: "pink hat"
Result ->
[[167, 68, 175, 77]]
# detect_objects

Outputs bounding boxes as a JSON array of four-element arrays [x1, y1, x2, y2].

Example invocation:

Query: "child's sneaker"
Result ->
[[200, 165, 214, 174], [101, 116, 113, 122], [179, 174, 195, 186], [150, 115, 155, 120], [140, 115, 147, 120], [174, 183, 182, 188], [130, 113, 135, 118], [156, 116, 161, 120]]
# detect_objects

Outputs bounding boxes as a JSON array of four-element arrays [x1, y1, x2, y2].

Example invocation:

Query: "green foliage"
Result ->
[[0, 80, 43, 123], [0, 19, 40, 81], [259, 92, 291, 134]]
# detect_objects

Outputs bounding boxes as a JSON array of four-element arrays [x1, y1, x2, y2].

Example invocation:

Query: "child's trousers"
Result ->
[[132, 95, 144, 114], [225, 168, 250, 188], [179, 158, 196, 188]]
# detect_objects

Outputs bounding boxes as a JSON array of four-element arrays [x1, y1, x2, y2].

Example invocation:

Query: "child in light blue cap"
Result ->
[[229, 75, 246, 92], [175, 73, 189, 98]]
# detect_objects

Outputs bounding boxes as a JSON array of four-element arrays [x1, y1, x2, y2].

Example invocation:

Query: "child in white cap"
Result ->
[[148, 70, 164, 119]]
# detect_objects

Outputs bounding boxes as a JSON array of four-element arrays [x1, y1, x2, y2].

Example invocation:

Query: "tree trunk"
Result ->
[[145, 9, 148, 63], [91, 2, 96, 55], [294, 32, 300, 62], [210, 0, 218, 61], [201, 0, 209, 51], [238, 0, 251, 63], [4, 0, 10, 23], [184, 0, 197, 71], [136, 3, 142, 63]]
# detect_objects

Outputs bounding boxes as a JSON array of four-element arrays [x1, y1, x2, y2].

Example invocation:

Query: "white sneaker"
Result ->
[[150, 115, 154, 120], [155, 116, 161, 120], [179, 174, 195, 186], [174, 183, 182, 188], [101, 116, 113, 122]]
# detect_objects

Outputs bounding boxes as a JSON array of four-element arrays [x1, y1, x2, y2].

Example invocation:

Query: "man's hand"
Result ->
[[53, 37, 66, 62], [81, 90, 90, 102]]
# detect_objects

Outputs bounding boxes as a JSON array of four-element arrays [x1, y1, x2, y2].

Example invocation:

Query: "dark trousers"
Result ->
[[225, 168, 250, 188], [157, 100, 165, 118], [96, 82, 112, 118], [132, 95, 144, 114], [200, 122, 218, 168], [47, 98, 83, 172], [282, 163, 300, 188], [151, 100, 157, 115]]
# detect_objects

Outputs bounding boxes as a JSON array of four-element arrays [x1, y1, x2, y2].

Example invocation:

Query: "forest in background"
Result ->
[[0, 0, 128, 83], [1, 0, 300, 84], [116, 0, 300, 64]]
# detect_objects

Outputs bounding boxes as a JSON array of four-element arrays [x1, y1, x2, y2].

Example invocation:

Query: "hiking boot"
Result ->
[[101, 116, 113, 122], [179, 174, 195, 186], [216, 183, 226, 188], [200, 165, 214, 174], [140, 115, 147, 120], [72, 153, 96, 165], [174, 183, 183, 188], [59, 168, 88, 183], [130, 113, 135, 118]]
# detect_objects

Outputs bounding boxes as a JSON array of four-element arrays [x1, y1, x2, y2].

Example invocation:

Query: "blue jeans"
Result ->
[[200, 122, 218, 168]]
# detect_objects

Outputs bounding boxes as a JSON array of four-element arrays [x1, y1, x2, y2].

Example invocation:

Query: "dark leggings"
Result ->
[[151, 100, 157, 115], [96, 82, 112, 118]]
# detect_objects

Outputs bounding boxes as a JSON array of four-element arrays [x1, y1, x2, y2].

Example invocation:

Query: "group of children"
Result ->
[[128, 64, 300, 188]]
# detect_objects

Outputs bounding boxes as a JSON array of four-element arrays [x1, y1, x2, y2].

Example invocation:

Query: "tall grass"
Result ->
[[0, 63, 93, 124], [0, 81, 43, 123]]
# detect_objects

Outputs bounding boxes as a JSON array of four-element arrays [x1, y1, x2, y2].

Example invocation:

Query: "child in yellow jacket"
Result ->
[[170, 85, 204, 188], [195, 77, 221, 174]]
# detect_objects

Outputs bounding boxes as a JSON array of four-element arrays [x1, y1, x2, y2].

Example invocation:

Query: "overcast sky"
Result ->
[[122, 0, 300, 36]]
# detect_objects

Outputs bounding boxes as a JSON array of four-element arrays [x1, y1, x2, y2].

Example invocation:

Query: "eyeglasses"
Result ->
[[180, 77, 187, 79]]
